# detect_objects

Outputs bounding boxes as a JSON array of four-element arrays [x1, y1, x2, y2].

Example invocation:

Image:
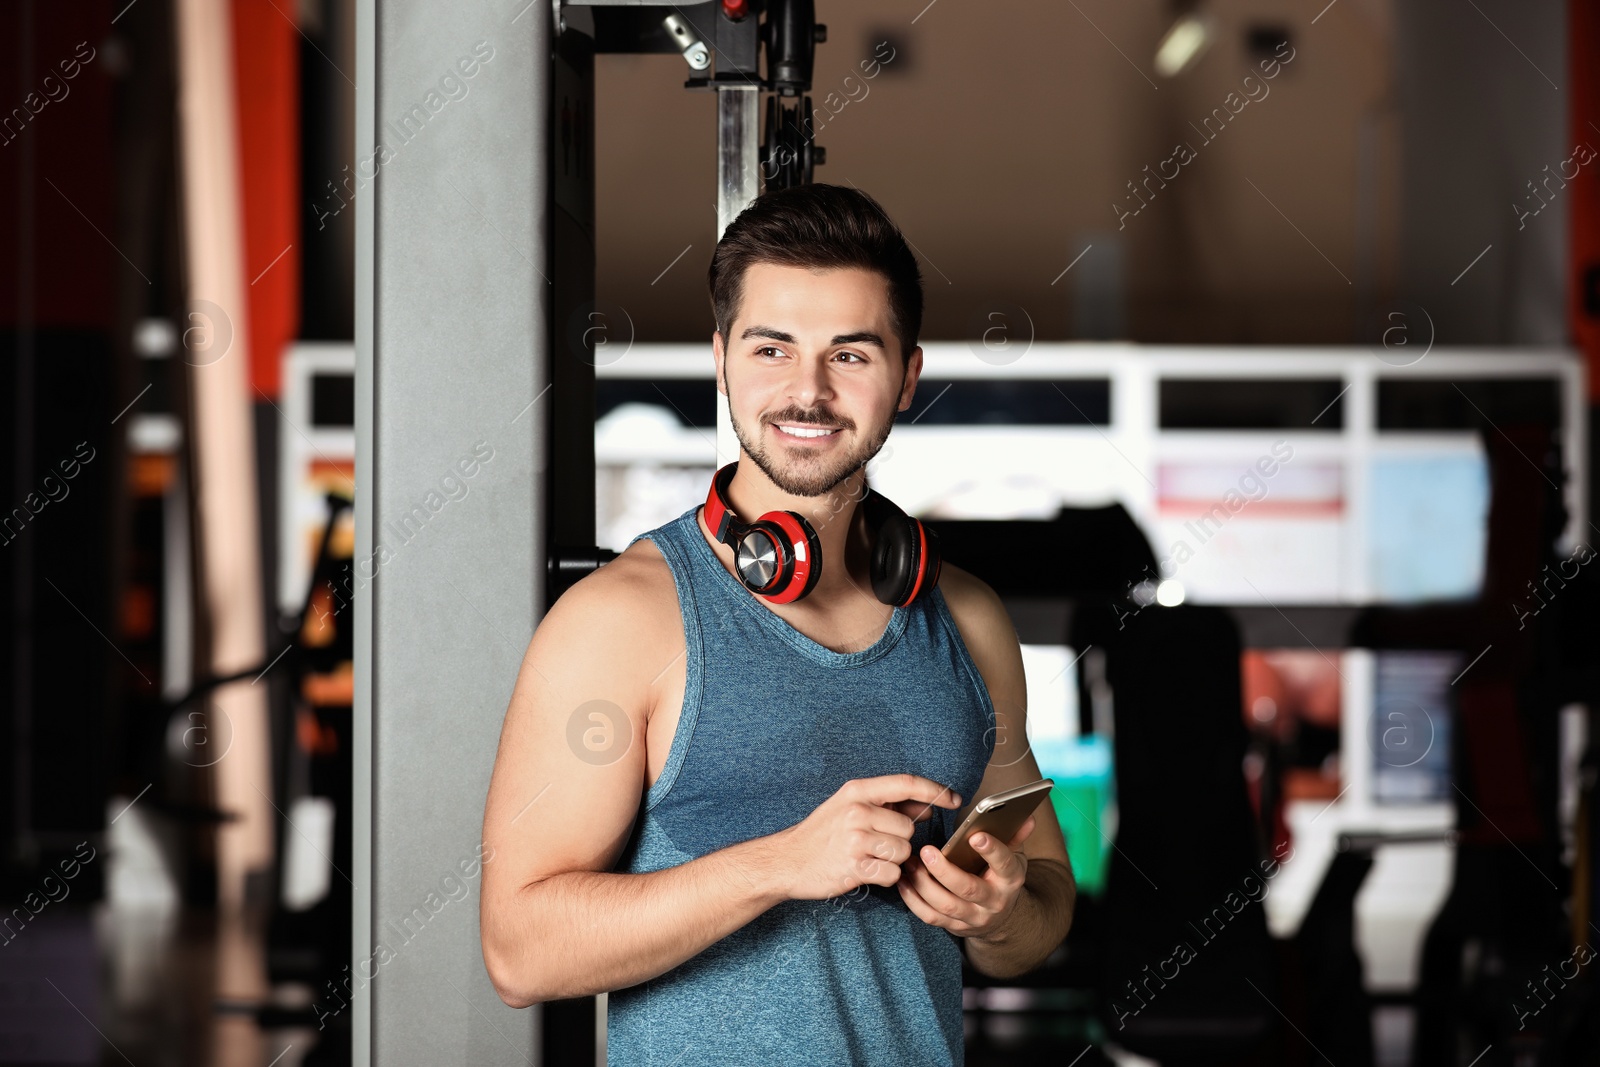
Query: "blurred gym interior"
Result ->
[[2, 0, 1598, 1064]]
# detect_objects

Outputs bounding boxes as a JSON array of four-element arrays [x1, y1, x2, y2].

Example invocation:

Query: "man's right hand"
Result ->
[[772, 775, 964, 901]]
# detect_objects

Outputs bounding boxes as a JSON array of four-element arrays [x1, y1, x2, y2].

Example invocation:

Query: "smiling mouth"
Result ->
[[772, 423, 843, 440]]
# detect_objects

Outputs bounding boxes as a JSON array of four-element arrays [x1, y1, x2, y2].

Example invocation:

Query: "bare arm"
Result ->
[[898, 564, 1076, 978], [962, 856, 1077, 979], [480, 548, 962, 1006], [481, 551, 763, 1005], [488, 834, 794, 1005]]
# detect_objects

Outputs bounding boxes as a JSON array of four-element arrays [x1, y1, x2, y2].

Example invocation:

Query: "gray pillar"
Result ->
[[355, 0, 551, 1061]]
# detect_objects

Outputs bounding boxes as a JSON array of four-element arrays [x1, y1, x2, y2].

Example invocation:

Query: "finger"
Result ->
[[886, 799, 935, 823], [893, 790, 961, 827], [972, 827, 1026, 880], [928, 844, 985, 902], [876, 806, 928, 844], [895, 876, 950, 930], [867, 805, 918, 840], [855, 852, 902, 887], [908, 851, 979, 921], [861, 830, 912, 870], [855, 774, 962, 812]]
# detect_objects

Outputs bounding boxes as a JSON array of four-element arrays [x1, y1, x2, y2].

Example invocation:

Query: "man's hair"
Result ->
[[708, 184, 924, 365]]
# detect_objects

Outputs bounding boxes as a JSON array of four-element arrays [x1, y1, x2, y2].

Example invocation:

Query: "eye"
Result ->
[[756, 346, 784, 359], [836, 351, 865, 363]]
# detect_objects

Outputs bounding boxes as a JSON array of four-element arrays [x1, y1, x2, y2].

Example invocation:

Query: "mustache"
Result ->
[[766, 410, 853, 429]]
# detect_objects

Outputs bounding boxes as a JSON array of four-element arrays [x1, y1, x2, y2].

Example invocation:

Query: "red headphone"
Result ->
[[702, 462, 942, 607]]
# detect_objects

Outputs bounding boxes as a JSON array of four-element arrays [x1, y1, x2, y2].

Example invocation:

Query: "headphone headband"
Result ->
[[703, 463, 740, 545]]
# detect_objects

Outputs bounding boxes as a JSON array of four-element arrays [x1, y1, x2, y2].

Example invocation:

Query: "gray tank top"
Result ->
[[606, 504, 995, 1066]]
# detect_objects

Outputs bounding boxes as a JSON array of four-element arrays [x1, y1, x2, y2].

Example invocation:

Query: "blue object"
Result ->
[[1371, 651, 1458, 803], [1368, 454, 1489, 602], [1031, 735, 1114, 896], [608, 505, 996, 1066]]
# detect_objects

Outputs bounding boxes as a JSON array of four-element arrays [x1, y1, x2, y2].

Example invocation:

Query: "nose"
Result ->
[[788, 353, 834, 411]]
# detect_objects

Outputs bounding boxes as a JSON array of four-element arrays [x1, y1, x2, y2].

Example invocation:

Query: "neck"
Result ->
[[720, 457, 873, 602]]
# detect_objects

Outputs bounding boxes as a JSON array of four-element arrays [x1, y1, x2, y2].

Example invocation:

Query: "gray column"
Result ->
[[355, 0, 551, 1061]]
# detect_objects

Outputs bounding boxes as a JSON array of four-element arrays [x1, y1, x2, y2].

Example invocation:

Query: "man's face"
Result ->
[[714, 262, 921, 498]]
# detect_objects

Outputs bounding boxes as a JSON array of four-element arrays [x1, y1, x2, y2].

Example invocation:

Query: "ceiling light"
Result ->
[[1154, 12, 1215, 78]]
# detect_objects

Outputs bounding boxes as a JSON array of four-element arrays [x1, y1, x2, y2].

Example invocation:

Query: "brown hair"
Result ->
[[708, 184, 923, 366]]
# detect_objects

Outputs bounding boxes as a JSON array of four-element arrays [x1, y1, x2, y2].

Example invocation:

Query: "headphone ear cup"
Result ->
[[756, 511, 822, 604], [731, 522, 785, 597], [870, 512, 921, 607], [918, 521, 942, 596], [787, 511, 823, 602]]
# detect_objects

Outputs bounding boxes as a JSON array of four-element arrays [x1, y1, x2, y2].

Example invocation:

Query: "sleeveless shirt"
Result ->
[[605, 504, 996, 1066]]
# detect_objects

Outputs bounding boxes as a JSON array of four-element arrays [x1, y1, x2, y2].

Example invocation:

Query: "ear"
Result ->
[[712, 330, 728, 396], [898, 345, 923, 410]]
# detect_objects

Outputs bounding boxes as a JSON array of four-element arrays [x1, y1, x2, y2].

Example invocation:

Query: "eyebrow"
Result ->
[[739, 325, 887, 351]]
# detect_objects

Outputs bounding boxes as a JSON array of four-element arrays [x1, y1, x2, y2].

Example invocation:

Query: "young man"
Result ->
[[480, 184, 1075, 1064]]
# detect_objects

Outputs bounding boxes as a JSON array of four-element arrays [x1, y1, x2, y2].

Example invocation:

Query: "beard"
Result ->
[[729, 400, 898, 498]]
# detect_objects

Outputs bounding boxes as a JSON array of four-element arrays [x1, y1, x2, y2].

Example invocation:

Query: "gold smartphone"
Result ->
[[939, 778, 1054, 874]]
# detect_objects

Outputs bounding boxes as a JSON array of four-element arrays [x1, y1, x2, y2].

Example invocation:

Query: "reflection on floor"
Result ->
[[962, 999, 1417, 1066], [0, 903, 324, 1067], [0, 902, 1418, 1066]]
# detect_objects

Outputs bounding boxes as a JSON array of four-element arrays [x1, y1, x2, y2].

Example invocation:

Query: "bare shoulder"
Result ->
[[536, 535, 683, 686], [480, 532, 685, 944], [936, 561, 1014, 645], [934, 561, 1023, 698], [546, 535, 677, 628]]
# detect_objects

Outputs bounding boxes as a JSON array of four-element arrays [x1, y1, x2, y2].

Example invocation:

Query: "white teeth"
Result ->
[[779, 425, 838, 438]]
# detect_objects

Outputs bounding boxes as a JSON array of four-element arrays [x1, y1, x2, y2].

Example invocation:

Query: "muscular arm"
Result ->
[[484, 837, 793, 1005], [480, 550, 791, 1006], [936, 565, 1077, 978]]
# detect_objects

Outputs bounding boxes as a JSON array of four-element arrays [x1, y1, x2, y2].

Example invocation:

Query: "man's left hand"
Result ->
[[896, 815, 1036, 942]]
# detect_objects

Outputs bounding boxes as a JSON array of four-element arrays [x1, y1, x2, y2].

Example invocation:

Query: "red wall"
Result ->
[[232, 0, 301, 399]]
